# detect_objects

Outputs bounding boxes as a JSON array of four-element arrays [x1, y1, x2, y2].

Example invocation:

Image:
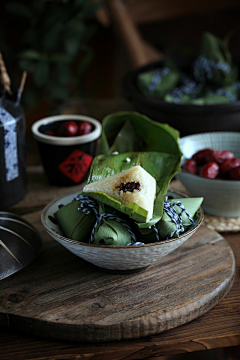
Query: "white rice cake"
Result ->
[[83, 165, 156, 221]]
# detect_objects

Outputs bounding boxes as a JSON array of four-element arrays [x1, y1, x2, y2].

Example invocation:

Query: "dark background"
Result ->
[[1, 0, 240, 130]]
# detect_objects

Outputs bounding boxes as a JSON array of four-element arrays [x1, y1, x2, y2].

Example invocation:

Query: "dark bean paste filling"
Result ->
[[117, 182, 140, 193]]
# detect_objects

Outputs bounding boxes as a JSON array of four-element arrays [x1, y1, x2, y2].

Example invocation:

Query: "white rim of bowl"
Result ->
[[31, 114, 102, 146]]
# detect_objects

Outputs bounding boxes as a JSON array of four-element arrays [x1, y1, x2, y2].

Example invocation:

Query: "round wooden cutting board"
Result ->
[[0, 219, 235, 343]]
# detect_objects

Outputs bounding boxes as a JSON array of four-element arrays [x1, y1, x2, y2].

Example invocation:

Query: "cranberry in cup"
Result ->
[[78, 121, 92, 135], [57, 120, 78, 137]]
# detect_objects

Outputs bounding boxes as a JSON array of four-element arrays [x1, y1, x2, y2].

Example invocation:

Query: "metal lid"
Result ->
[[0, 212, 42, 280]]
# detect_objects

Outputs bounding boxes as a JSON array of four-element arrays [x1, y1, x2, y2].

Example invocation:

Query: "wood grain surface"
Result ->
[[0, 210, 235, 343], [0, 167, 239, 359]]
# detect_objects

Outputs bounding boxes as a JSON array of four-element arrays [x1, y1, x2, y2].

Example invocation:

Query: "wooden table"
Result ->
[[1, 108, 240, 359], [0, 161, 240, 360]]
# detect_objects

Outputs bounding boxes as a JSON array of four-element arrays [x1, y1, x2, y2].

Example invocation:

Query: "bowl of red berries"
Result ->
[[176, 132, 240, 217], [31, 114, 102, 186]]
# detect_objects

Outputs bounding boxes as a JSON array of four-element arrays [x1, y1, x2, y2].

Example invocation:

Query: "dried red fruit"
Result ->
[[209, 150, 234, 164], [183, 159, 198, 175], [78, 121, 92, 135], [45, 130, 56, 136], [229, 166, 240, 180], [199, 162, 219, 179], [220, 158, 240, 173], [57, 121, 78, 137], [192, 149, 212, 165]]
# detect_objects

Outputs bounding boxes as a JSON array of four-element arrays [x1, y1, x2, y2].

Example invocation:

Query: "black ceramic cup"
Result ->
[[31, 115, 102, 186]]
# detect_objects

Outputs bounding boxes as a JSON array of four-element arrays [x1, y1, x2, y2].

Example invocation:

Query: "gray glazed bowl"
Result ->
[[41, 189, 203, 272], [176, 132, 240, 217]]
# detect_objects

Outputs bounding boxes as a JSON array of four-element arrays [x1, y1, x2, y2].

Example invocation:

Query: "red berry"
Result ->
[[209, 150, 234, 164], [183, 159, 197, 175], [57, 121, 78, 137], [199, 162, 219, 179], [192, 149, 212, 165], [229, 166, 240, 180], [78, 121, 92, 135], [45, 130, 56, 136], [220, 158, 240, 173]]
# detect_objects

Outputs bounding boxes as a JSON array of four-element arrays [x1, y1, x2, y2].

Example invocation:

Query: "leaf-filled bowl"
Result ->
[[41, 189, 203, 272]]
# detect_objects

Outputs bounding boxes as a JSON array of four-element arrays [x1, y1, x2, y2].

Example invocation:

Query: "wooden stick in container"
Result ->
[[0, 52, 12, 95]]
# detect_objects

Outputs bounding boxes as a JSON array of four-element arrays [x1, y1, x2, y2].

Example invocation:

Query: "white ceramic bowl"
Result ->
[[41, 189, 203, 272], [31, 114, 102, 146], [177, 132, 240, 217]]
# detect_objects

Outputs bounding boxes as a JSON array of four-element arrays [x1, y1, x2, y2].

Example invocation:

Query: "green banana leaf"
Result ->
[[99, 111, 181, 156], [54, 200, 96, 242], [92, 202, 132, 245], [157, 197, 203, 240], [198, 31, 238, 87], [137, 60, 180, 99], [54, 195, 134, 245], [92, 218, 132, 246], [83, 151, 182, 223], [165, 83, 239, 105], [54, 194, 203, 245], [136, 32, 239, 105], [107, 120, 145, 154], [135, 197, 203, 242]]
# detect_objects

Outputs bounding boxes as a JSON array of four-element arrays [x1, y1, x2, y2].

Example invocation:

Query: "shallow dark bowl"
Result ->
[[31, 115, 102, 186], [122, 57, 240, 136]]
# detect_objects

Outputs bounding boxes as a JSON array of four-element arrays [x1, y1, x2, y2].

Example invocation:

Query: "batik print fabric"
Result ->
[[0, 107, 19, 181]]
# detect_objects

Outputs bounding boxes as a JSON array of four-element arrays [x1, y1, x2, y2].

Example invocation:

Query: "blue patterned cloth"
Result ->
[[0, 107, 19, 182]]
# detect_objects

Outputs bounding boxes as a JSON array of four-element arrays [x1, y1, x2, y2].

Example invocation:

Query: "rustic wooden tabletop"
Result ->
[[1, 167, 240, 358]]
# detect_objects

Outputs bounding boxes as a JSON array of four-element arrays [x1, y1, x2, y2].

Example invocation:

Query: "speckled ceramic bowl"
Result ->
[[177, 132, 240, 217], [41, 189, 203, 272]]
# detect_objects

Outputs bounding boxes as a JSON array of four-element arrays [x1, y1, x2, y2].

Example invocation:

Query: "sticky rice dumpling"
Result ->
[[83, 165, 156, 222]]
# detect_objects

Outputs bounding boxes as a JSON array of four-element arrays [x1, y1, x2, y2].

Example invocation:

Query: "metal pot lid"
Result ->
[[0, 212, 43, 280]]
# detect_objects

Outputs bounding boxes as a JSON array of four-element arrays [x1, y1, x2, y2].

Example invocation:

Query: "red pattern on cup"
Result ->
[[58, 149, 93, 183]]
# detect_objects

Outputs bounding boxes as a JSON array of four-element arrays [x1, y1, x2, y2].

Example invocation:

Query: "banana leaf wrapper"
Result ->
[[190, 84, 239, 105], [195, 31, 238, 87], [136, 197, 203, 242], [83, 151, 182, 225], [99, 111, 181, 156], [137, 32, 239, 104], [137, 62, 180, 99], [92, 219, 132, 246], [54, 200, 96, 242], [164, 83, 239, 105], [54, 194, 202, 245], [92, 202, 132, 246], [54, 196, 133, 245], [55, 113, 182, 244]]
